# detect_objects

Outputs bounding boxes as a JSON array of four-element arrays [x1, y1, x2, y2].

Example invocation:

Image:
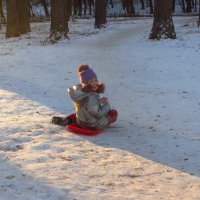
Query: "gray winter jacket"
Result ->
[[68, 84, 111, 129]]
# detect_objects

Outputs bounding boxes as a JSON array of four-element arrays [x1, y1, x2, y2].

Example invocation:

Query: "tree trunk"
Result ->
[[67, 0, 72, 16], [41, 0, 50, 17], [6, 0, 20, 37], [78, 0, 82, 16], [172, 0, 176, 12], [140, 0, 145, 9], [88, 0, 94, 15], [110, 0, 114, 8], [185, 0, 192, 12], [121, 0, 126, 10], [180, 0, 186, 13], [18, 0, 30, 34], [149, 0, 176, 40], [149, 0, 153, 14], [73, 0, 78, 15], [0, 0, 2, 29], [83, 0, 87, 15], [6, 0, 30, 38], [194, 0, 197, 12], [50, 0, 69, 41], [129, 0, 135, 15], [95, 0, 106, 28], [198, 0, 200, 26], [0, 0, 5, 20]]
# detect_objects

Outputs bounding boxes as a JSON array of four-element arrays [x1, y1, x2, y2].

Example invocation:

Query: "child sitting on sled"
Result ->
[[52, 64, 118, 130]]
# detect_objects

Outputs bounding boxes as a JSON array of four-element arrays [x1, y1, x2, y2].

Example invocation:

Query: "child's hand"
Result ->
[[100, 97, 109, 105]]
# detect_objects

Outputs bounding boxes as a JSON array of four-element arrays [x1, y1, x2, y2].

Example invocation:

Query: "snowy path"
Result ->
[[1, 17, 200, 200]]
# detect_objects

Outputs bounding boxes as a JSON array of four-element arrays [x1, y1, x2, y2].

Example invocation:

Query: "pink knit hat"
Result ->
[[78, 64, 97, 85]]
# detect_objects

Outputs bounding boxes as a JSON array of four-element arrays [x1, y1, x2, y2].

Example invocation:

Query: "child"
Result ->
[[52, 64, 118, 130]]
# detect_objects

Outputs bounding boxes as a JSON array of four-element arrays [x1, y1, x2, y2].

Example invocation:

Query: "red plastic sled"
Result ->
[[67, 123, 101, 136]]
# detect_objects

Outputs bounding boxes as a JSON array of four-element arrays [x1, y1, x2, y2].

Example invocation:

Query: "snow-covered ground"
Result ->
[[1, 16, 200, 200]]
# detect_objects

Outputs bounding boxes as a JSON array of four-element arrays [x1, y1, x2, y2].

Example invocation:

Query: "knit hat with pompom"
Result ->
[[77, 64, 97, 85]]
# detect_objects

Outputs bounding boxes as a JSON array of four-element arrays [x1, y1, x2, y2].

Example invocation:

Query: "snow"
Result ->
[[1, 16, 200, 199]]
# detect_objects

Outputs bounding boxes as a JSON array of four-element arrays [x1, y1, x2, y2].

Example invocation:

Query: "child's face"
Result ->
[[88, 77, 99, 91]]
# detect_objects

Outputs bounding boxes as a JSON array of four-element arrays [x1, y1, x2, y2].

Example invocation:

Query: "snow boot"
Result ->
[[52, 113, 76, 126]]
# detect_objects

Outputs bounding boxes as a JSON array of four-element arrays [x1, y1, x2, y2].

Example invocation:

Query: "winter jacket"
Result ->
[[68, 84, 111, 129]]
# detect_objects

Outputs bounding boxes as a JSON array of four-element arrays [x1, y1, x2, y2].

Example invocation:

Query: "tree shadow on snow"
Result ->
[[81, 121, 200, 178], [0, 74, 72, 114]]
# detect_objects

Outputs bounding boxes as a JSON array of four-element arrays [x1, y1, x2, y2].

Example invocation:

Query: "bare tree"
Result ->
[[180, 0, 186, 13], [185, 0, 192, 12], [149, 0, 153, 14], [18, 0, 30, 34], [172, 0, 176, 12], [95, 0, 106, 28], [83, 0, 94, 15], [6, 0, 30, 38], [73, 0, 78, 15], [6, 0, 20, 37], [140, 0, 145, 9], [0, 0, 2, 29], [0, 0, 5, 20], [123, 0, 135, 15], [149, 0, 176, 40], [198, 0, 200, 26], [41, 0, 50, 17], [50, 0, 70, 41]]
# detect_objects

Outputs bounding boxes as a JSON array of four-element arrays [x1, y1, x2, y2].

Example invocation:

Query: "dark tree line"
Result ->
[[2, 0, 200, 41], [73, 0, 94, 16], [172, 0, 198, 13], [4, 0, 107, 39]]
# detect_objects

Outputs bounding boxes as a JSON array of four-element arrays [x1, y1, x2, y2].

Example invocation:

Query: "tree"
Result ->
[[41, 0, 50, 17], [83, 0, 94, 15], [180, 0, 186, 13], [185, 0, 192, 12], [77, 0, 82, 16], [172, 0, 176, 12], [140, 0, 145, 9], [149, 0, 176, 40], [6, 0, 30, 38], [18, 0, 30, 34], [123, 0, 135, 15], [0, 0, 6, 21], [198, 0, 200, 26], [95, 0, 107, 28], [149, 0, 153, 14], [50, 0, 70, 41]]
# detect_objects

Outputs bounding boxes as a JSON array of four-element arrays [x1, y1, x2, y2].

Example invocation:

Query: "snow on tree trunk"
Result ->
[[50, 0, 70, 41], [95, 0, 107, 28], [149, 0, 176, 40]]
